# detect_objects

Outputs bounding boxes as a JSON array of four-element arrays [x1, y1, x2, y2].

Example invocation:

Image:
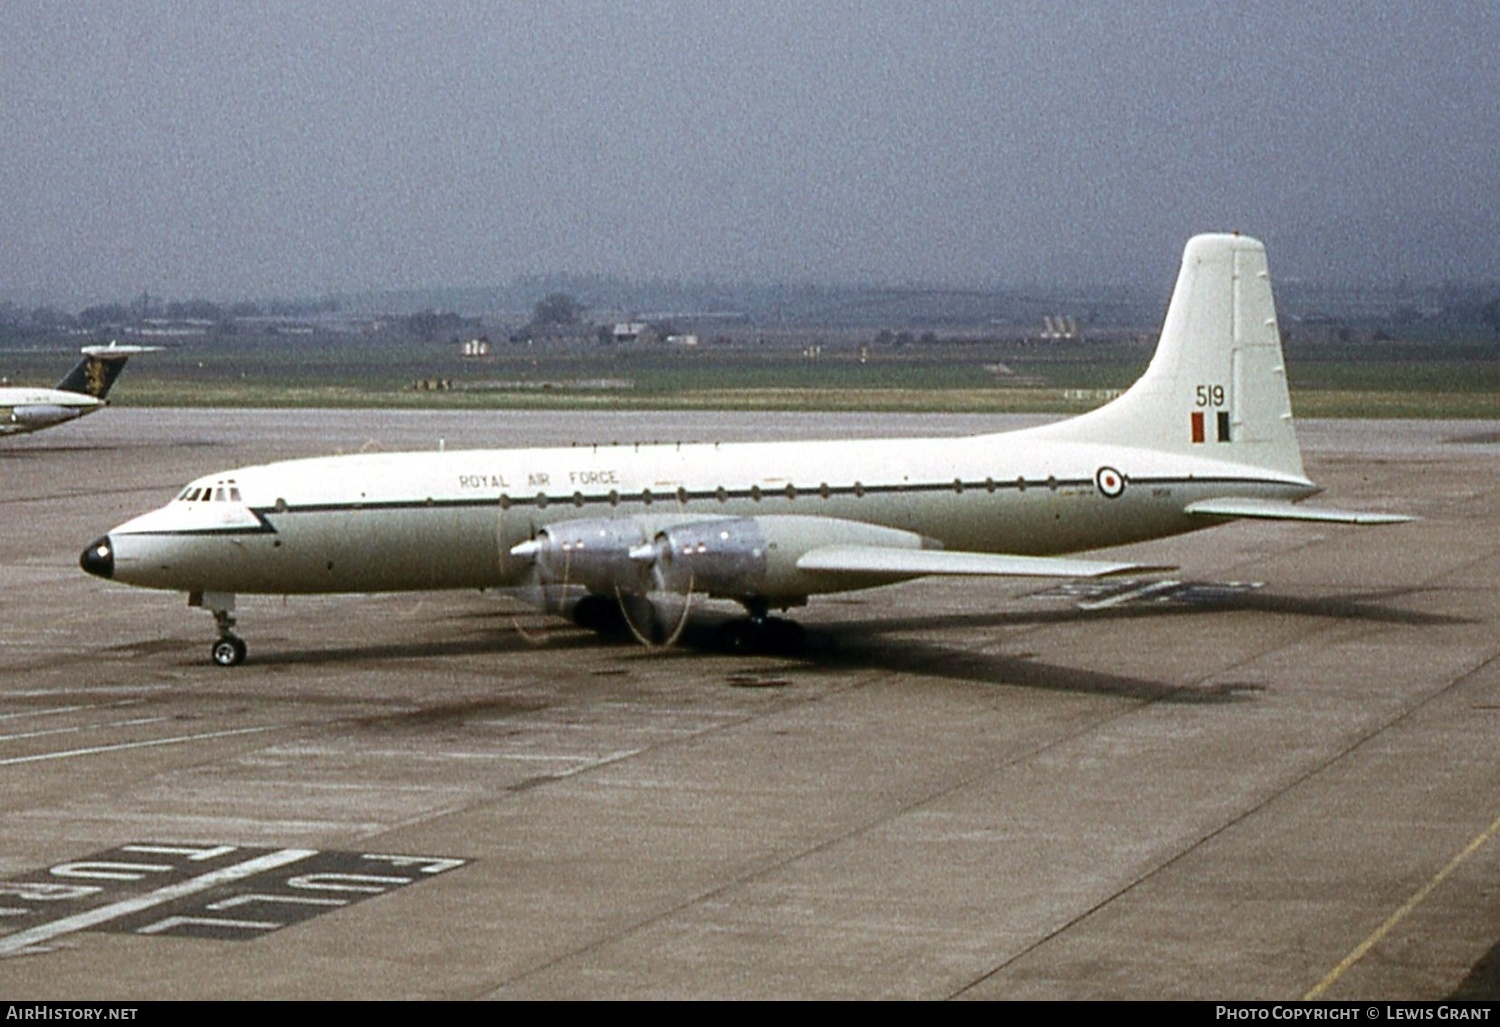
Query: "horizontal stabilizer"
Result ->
[[796, 546, 1157, 579], [1185, 497, 1413, 525], [80, 343, 164, 358]]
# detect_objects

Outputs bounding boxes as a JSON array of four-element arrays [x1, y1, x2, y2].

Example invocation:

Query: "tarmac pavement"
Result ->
[[0, 409, 1495, 1000]]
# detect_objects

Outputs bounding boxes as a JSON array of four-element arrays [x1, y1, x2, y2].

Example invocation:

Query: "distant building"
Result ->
[[461, 337, 490, 358], [611, 322, 647, 343], [1039, 315, 1079, 340]]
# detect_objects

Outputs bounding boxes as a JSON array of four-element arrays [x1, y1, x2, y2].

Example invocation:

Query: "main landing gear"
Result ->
[[716, 597, 806, 655], [568, 592, 807, 654], [716, 616, 805, 655], [191, 591, 246, 667]]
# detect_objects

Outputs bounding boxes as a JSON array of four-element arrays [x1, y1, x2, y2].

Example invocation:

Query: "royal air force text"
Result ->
[[458, 469, 620, 491]]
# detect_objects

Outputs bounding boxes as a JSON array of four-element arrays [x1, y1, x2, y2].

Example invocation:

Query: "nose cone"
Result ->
[[80, 535, 115, 579]]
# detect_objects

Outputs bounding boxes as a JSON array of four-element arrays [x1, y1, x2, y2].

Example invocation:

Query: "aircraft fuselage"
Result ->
[[95, 428, 1316, 599], [0, 387, 105, 435]]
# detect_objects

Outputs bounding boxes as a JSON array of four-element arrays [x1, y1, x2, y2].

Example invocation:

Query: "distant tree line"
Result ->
[[405, 309, 477, 341], [0, 296, 344, 337]]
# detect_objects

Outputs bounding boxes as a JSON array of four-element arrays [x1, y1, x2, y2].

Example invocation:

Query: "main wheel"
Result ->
[[211, 634, 247, 667], [760, 618, 806, 654], [717, 619, 757, 654], [716, 617, 805, 655], [572, 594, 629, 634]]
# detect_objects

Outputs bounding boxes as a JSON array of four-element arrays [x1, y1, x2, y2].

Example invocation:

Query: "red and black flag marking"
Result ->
[[1190, 411, 1232, 443]]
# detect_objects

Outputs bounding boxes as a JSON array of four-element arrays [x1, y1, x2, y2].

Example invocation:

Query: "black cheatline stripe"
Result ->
[[121, 474, 1303, 540], [239, 474, 1297, 518]]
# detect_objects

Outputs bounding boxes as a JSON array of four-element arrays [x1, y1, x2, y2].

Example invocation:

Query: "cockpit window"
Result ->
[[176, 482, 241, 503]]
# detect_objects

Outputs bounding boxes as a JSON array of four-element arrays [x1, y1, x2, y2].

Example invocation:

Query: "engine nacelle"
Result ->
[[646, 515, 928, 602], [12, 404, 83, 429], [510, 518, 652, 594], [646, 518, 768, 596], [513, 514, 932, 606]]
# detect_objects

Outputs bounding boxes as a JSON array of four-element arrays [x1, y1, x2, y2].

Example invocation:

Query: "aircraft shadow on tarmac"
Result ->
[[1451, 938, 1500, 1000], [836, 584, 1466, 634], [791, 585, 1467, 702], [100, 582, 1463, 708], [131, 622, 612, 668]]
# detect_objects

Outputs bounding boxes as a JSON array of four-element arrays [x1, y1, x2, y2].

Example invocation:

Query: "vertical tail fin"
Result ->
[[55, 343, 156, 399], [1030, 234, 1305, 479]]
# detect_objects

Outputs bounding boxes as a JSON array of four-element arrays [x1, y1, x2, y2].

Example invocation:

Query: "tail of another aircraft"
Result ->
[[55, 343, 157, 400], [1029, 233, 1306, 480]]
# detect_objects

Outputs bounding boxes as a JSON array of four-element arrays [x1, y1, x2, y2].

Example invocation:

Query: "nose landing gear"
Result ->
[[191, 591, 246, 667]]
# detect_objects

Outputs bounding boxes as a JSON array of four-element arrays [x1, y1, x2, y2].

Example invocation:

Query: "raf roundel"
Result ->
[[1095, 466, 1126, 499]]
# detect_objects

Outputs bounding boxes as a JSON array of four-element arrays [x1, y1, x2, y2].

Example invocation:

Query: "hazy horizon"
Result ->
[[3, 2, 1497, 307]]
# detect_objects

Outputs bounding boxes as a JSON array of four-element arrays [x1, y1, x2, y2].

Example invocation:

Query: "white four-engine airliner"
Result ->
[[2, 341, 159, 436], [81, 234, 1408, 665]]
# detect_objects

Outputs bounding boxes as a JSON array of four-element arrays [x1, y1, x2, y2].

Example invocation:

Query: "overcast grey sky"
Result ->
[[2, 1, 1496, 305]]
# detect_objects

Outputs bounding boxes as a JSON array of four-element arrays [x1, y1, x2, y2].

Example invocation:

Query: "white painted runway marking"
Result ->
[[0, 848, 317, 956], [0, 724, 280, 766], [0, 844, 472, 949], [0, 705, 90, 722], [0, 699, 144, 723], [1075, 579, 1183, 610], [0, 715, 171, 743]]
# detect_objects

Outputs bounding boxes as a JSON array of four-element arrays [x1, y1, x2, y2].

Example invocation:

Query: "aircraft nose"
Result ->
[[80, 535, 115, 579]]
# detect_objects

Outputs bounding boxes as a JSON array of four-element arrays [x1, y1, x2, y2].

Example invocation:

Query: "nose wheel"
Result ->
[[212, 634, 247, 667], [192, 592, 247, 667]]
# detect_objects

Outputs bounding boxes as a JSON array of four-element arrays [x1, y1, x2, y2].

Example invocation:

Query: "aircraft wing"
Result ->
[[796, 546, 1152, 579], [1184, 498, 1413, 525]]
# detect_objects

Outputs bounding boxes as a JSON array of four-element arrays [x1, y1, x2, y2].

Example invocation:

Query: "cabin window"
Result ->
[[750, 485, 761, 502], [499, 494, 511, 510], [785, 483, 796, 501], [952, 478, 963, 494], [572, 491, 584, 508], [853, 482, 865, 498], [818, 482, 830, 499], [676, 486, 688, 505], [536, 492, 549, 509], [985, 477, 996, 493], [608, 490, 619, 507], [1047, 475, 1058, 491], [641, 489, 653, 506], [715, 486, 727, 504], [275, 497, 288, 513], [1016, 476, 1026, 493]]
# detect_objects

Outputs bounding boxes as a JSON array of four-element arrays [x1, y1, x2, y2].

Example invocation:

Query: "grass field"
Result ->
[[4, 332, 1498, 418]]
